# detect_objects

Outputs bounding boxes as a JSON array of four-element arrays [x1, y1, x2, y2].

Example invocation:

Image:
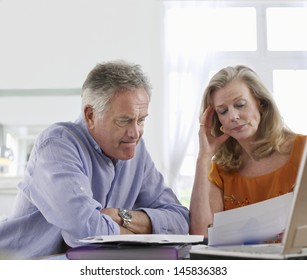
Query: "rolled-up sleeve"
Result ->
[[20, 130, 120, 247], [134, 149, 189, 234]]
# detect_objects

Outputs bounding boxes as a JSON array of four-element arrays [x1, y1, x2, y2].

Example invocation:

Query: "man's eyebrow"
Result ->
[[116, 113, 149, 120]]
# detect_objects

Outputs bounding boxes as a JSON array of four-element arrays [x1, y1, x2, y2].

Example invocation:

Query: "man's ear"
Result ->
[[84, 105, 95, 130]]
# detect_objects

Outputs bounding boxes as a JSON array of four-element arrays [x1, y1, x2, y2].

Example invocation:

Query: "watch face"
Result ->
[[119, 209, 132, 220], [123, 211, 132, 219], [119, 209, 132, 228]]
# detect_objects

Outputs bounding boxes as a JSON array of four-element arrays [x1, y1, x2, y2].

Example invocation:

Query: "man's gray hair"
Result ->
[[81, 60, 152, 116]]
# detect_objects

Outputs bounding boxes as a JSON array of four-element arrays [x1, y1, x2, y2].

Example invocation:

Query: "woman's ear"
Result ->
[[258, 99, 266, 113], [84, 105, 95, 130]]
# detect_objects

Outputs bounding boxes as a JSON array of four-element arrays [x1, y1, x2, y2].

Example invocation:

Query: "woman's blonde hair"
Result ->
[[200, 65, 293, 171]]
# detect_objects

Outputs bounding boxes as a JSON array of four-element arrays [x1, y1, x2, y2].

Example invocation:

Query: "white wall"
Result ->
[[0, 0, 165, 170], [0, 0, 166, 216], [0, 0, 161, 88]]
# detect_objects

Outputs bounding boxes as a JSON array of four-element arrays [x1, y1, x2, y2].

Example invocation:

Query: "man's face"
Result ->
[[85, 88, 149, 160]]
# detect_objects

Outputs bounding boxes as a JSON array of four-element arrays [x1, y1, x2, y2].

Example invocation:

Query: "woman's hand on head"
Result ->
[[198, 106, 230, 157]]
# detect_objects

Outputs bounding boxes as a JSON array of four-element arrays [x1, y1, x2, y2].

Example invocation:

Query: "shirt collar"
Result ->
[[75, 115, 119, 165]]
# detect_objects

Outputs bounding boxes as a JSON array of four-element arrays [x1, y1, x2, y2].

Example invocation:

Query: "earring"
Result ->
[[220, 126, 224, 133]]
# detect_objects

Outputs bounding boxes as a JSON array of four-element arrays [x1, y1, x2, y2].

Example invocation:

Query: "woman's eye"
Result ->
[[217, 109, 227, 115], [235, 100, 247, 108]]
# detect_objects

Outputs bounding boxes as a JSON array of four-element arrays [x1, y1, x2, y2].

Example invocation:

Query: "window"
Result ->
[[164, 1, 307, 206], [267, 7, 307, 51], [273, 69, 307, 133], [166, 7, 257, 53]]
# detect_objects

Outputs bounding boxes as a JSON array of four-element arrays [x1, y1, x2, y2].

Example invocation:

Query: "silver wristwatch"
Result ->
[[118, 208, 132, 228]]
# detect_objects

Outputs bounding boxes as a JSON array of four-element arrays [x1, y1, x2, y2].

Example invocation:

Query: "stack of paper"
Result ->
[[208, 192, 293, 246], [78, 234, 205, 245]]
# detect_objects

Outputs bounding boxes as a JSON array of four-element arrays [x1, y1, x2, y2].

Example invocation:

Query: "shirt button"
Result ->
[[108, 161, 113, 166]]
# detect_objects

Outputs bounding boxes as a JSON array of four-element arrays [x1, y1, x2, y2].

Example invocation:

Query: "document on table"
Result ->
[[78, 234, 205, 245], [208, 192, 293, 246]]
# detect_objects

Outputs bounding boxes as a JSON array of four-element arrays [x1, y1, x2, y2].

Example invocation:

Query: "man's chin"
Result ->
[[118, 154, 135, 161], [118, 149, 136, 160]]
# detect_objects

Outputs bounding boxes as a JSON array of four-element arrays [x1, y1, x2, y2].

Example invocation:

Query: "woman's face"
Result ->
[[211, 79, 262, 143]]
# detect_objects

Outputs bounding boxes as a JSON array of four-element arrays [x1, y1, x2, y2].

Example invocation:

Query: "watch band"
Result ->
[[118, 208, 132, 228]]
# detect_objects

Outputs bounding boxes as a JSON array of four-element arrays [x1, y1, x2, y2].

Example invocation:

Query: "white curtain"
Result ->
[[162, 1, 220, 192]]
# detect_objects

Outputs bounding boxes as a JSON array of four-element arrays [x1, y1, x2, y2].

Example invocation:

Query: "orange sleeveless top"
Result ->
[[209, 134, 306, 210]]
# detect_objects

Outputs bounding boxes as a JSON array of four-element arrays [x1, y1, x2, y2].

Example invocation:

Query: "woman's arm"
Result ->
[[190, 106, 228, 236], [189, 156, 223, 236]]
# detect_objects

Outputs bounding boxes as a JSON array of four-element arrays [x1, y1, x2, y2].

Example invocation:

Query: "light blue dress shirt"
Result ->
[[0, 117, 189, 258]]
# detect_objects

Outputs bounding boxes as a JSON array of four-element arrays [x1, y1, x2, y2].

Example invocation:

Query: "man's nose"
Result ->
[[127, 122, 140, 139]]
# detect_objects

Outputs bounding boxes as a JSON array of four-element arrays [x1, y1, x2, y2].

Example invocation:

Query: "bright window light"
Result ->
[[273, 70, 307, 134], [166, 7, 257, 54], [267, 8, 307, 51]]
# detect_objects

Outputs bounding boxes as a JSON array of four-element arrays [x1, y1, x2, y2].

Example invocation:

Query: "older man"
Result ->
[[0, 61, 189, 258]]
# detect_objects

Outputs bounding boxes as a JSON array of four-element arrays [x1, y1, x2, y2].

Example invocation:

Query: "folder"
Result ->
[[66, 243, 191, 260]]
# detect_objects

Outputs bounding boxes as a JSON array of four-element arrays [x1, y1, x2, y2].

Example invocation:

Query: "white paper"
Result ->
[[78, 234, 205, 245], [208, 192, 293, 246]]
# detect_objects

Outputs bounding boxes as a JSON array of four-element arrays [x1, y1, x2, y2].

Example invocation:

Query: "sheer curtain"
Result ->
[[162, 1, 229, 195]]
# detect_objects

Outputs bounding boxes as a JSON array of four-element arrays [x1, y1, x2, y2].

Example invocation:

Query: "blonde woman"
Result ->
[[190, 65, 306, 236]]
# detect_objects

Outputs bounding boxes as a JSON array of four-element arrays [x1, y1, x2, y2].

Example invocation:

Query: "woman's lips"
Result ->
[[231, 123, 249, 132]]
